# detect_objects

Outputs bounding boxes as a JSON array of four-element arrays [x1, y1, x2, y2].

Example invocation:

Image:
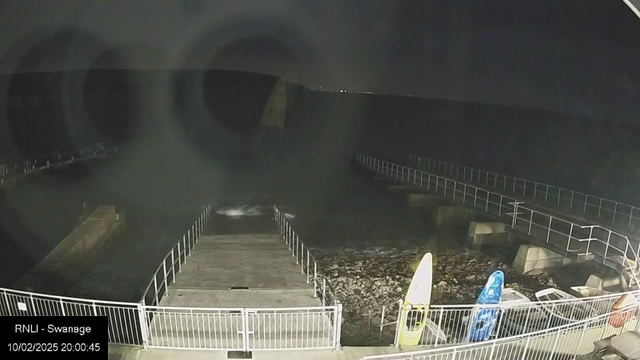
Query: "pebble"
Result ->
[[311, 246, 558, 343]]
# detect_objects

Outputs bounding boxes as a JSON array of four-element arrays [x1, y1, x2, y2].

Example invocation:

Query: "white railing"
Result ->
[[143, 305, 246, 350], [141, 205, 342, 351], [0, 286, 144, 346], [409, 155, 640, 233], [274, 205, 340, 308], [378, 289, 640, 347], [247, 306, 341, 350], [1, 143, 117, 186], [362, 305, 640, 360], [144, 304, 342, 351], [141, 204, 212, 306], [356, 155, 640, 290]]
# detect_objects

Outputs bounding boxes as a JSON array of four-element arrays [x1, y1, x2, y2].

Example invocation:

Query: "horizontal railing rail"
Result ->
[[1, 143, 116, 185], [0, 286, 144, 346], [409, 155, 640, 234], [378, 288, 640, 347], [356, 154, 640, 290], [274, 205, 343, 350], [143, 305, 246, 350], [141, 204, 212, 307], [274, 205, 340, 308], [143, 304, 342, 351], [247, 306, 341, 350], [362, 306, 640, 360]]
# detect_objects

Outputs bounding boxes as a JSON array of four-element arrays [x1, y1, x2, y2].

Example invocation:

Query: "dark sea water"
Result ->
[[3, 68, 637, 305]]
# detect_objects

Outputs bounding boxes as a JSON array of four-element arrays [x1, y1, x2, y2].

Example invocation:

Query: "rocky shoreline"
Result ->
[[311, 246, 558, 345]]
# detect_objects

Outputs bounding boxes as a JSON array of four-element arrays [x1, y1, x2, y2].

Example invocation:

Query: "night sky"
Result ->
[[1, 1, 640, 121]]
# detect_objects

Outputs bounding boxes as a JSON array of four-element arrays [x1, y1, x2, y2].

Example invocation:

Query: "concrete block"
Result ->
[[512, 244, 573, 274], [434, 206, 475, 228], [585, 274, 624, 292], [467, 222, 510, 247]]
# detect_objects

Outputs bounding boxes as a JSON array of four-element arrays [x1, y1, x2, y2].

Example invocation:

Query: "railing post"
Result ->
[[177, 242, 182, 273], [603, 231, 611, 261], [322, 278, 326, 306], [182, 235, 187, 263], [488, 341, 497, 360], [494, 308, 504, 339], [586, 227, 594, 255], [463, 184, 467, 203], [434, 307, 444, 347], [313, 262, 317, 297], [572, 321, 589, 358], [30, 294, 37, 315], [306, 250, 310, 283], [163, 260, 168, 296], [545, 185, 549, 202], [613, 203, 618, 222], [629, 207, 634, 228], [137, 302, 150, 350], [567, 224, 574, 251], [520, 336, 531, 360], [187, 230, 191, 256], [546, 216, 552, 243], [2, 290, 11, 316], [393, 300, 403, 347], [474, 188, 478, 207], [300, 242, 304, 273], [584, 195, 588, 214], [334, 300, 343, 350], [153, 276, 159, 306], [598, 198, 603, 218], [296, 236, 300, 265]]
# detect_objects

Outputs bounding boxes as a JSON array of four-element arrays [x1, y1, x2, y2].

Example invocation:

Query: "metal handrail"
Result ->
[[356, 155, 640, 290], [409, 155, 640, 232], [379, 288, 640, 347], [273, 205, 340, 307], [1, 286, 139, 307], [141, 204, 212, 306], [1, 143, 116, 185], [362, 306, 640, 360]]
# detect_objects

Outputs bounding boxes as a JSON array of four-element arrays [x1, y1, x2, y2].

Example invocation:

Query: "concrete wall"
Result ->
[[14, 205, 120, 292]]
